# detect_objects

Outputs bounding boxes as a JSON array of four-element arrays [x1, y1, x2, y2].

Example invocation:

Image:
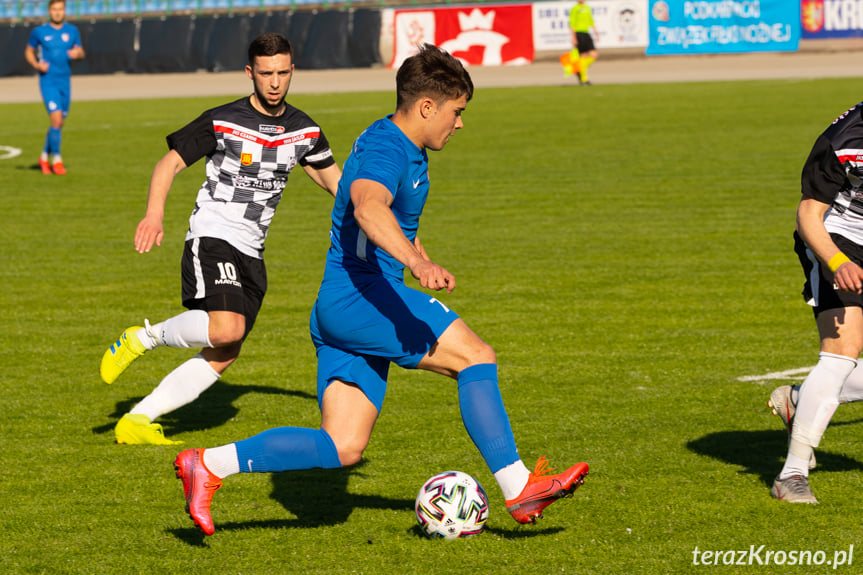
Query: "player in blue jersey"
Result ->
[[24, 0, 84, 175], [173, 44, 589, 536]]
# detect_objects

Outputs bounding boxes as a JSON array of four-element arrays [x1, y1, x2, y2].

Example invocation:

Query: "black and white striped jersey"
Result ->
[[802, 102, 863, 246], [167, 96, 336, 259]]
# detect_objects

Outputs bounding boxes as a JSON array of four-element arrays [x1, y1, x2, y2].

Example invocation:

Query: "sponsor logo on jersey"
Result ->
[[259, 124, 285, 134], [215, 122, 319, 148], [234, 175, 287, 191], [277, 132, 319, 145], [241, 153, 253, 166]]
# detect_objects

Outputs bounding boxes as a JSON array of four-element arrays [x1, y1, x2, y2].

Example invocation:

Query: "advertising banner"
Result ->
[[646, 0, 800, 55], [801, 0, 863, 39], [390, 4, 534, 68], [532, 0, 649, 51]]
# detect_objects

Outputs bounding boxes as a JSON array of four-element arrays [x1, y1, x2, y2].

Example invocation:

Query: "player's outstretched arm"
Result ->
[[135, 149, 187, 254], [303, 163, 342, 198], [351, 178, 455, 293], [798, 196, 863, 293]]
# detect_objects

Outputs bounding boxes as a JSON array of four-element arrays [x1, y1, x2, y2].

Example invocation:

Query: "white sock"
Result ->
[[40, 152, 49, 161], [129, 354, 220, 421], [147, 309, 212, 349], [781, 352, 856, 479], [136, 321, 159, 351], [779, 443, 812, 479], [839, 363, 863, 403], [493, 459, 531, 500], [52, 154, 62, 164], [203, 444, 240, 479]]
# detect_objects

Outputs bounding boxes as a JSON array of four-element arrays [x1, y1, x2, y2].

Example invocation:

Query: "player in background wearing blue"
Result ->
[[24, 0, 84, 175], [768, 102, 863, 503], [173, 44, 589, 536]]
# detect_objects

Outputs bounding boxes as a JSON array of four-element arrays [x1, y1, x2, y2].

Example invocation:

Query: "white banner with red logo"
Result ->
[[389, 4, 535, 69]]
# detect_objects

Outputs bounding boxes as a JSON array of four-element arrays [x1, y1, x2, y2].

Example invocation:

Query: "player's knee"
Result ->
[[469, 341, 496, 365], [207, 316, 246, 346], [209, 330, 244, 347], [335, 442, 366, 467], [329, 431, 371, 467]]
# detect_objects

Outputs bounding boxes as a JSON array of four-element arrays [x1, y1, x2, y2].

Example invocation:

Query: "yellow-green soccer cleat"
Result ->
[[100, 326, 147, 384], [115, 414, 183, 445]]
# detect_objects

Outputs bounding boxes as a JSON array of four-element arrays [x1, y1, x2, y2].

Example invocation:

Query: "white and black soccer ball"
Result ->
[[415, 470, 489, 540]]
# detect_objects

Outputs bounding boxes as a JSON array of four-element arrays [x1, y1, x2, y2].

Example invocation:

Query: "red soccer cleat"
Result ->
[[505, 456, 589, 524], [39, 158, 51, 174], [51, 162, 66, 175], [174, 448, 222, 535]]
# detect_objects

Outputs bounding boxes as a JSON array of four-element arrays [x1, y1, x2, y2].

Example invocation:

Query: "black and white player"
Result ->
[[99, 33, 342, 445], [769, 101, 863, 502]]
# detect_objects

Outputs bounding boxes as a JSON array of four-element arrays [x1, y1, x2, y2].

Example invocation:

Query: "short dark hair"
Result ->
[[48, 0, 65, 6], [248, 33, 293, 67], [396, 44, 473, 111]]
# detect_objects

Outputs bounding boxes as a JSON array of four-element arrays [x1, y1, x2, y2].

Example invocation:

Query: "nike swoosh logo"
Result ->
[[413, 179, 421, 189], [247, 459, 254, 472]]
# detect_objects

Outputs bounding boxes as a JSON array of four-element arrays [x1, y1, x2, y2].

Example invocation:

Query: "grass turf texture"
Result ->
[[2, 77, 863, 573]]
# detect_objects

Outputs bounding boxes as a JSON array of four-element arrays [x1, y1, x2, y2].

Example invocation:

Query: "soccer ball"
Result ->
[[415, 470, 489, 540]]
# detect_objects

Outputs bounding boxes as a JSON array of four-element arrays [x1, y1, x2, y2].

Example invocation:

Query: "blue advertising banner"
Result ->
[[802, 0, 863, 39], [646, 0, 800, 55]]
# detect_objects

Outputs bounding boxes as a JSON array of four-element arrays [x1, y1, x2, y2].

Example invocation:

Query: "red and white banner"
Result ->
[[390, 5, 535, 69]]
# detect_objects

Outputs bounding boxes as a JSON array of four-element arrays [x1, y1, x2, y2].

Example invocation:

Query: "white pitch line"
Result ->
[[0, 145, 22, 160], [737, 366, 813, 383]]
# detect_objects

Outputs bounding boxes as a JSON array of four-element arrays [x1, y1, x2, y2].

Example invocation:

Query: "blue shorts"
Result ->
[[40, 77, 71, 116], [310, 272, 459, 412]]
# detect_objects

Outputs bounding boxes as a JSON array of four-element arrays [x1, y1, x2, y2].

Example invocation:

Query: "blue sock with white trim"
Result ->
[[235, 427, 342, 473], [457, 363, 519, 473], [48, 127, 62, 156]]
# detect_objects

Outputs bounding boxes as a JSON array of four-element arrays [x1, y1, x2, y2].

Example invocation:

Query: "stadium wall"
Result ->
[[4, 1, 863, 78], [0, 9, 383, 76]]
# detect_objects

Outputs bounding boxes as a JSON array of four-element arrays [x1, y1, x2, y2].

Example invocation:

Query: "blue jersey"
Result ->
[[28, 22, 81, 80], [324, 116, 430, 283]]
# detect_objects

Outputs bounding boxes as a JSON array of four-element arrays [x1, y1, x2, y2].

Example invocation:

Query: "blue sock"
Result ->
[[457, 363, 519, 473], [235, 427, 342, 473], [48, 127, 62, 156], [43, 130, 51, 155]]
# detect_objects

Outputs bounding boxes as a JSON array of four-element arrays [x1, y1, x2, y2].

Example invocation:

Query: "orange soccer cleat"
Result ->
[[39, 158, 52, 174], [52, 162, 66, 175], [505, 456, 589, 524], [174, 448, 222, 535]]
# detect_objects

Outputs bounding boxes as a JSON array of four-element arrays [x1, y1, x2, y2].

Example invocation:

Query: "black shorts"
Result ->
[[181, 237, 267, 339], [576, 31, 595, 53], [795, 230, 863, 316]]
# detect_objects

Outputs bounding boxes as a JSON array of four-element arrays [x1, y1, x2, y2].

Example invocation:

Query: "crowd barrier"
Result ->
[[0, 9, 382, 76], [1, 0, 348, 19]]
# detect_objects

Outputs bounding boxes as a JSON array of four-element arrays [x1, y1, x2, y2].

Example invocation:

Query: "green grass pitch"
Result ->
[[2, 77, 863, 573]]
